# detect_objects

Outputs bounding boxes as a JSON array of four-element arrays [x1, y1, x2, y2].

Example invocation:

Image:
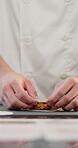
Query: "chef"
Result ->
[[0, 0, 78, 111]]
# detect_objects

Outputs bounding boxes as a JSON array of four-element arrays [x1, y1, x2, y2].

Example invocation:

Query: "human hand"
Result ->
[[47, 77, 78, 111], [66, 141, 78, 147], [0, 70, 38, 110]]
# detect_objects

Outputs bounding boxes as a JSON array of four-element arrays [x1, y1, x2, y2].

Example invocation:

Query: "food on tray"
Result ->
[[31, 101, 51, 110]]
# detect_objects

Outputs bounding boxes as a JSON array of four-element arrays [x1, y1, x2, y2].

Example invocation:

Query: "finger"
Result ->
[[46, 81, 64, 104], [49, 81, 65, 97], [62, 106, 68, 111], [24, 79, 38, 99], [47, 78, 75, 106], [11, 80, 37, 105], [1, 98, 8, 109], [2, 94, 21, 110], [0, 97, 2, 104], [4, 85, 30, 109], [1, 95, 13, 110], [74, 107, 78, 111], [2, 93, 12, 109], [47, 81, 65, 108], [64, 96, 78, 111], [54, 84, 78, 109], [54, 81, 65, 90]]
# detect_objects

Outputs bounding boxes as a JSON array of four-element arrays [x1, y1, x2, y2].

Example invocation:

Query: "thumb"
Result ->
[[24, 79, 38, 99]]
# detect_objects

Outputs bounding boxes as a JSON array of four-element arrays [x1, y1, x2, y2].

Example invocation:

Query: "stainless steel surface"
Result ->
[[0, 105, 78, 118], [0, 105, 78, 148]]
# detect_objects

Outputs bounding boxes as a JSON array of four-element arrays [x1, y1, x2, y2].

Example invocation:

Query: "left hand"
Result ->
[[47, 77, 78, 111]]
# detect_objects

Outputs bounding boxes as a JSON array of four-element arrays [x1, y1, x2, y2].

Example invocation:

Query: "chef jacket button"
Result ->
[[23, 0, 31, 4], [61, 34, 70, 41], [24, 35, 32, 43], [24, 72, 33, 79], [64, 0, 71, 2], [60, 73, 69, 79]]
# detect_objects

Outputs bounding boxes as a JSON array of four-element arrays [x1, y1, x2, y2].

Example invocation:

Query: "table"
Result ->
[[0, 105, 78, 148]]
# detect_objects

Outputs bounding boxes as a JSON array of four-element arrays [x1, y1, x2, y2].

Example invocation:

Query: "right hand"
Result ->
[[0, 69, 38, 110]]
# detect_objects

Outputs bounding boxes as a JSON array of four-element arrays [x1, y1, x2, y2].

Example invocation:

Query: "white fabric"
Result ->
[[0, 0, 78, 99]]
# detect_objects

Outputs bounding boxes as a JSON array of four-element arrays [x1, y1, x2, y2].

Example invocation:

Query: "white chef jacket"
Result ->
[[0, 0, 78, 99]]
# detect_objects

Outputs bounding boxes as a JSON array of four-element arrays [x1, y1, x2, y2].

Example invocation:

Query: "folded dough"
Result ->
[[31, 102, 51, 110]]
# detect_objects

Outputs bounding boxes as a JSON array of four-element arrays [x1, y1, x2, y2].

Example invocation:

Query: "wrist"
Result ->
[[0, 56, 14, 74]]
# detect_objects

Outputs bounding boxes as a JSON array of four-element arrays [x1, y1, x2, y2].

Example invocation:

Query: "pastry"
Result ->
[[31, 101, 51, 110]]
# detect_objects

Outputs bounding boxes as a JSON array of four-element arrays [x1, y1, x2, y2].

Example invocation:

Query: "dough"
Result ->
[[31, 102, 51, 110]]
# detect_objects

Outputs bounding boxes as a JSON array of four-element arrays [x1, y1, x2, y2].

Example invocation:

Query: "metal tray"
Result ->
[[0, 105, 78, 118]]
